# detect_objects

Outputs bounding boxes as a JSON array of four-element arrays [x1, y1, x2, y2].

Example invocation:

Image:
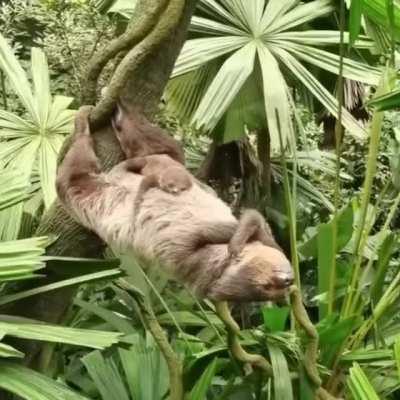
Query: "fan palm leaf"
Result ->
[[167, 0, 380, 152], [0, 34, 74, 213]]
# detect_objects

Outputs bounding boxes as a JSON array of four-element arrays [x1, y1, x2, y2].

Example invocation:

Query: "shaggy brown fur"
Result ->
[[112, 103, 185, 163], [56, 107, 294, 302], [123, 155, 193, 218]]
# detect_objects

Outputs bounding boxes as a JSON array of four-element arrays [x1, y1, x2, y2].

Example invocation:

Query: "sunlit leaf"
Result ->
[[0, 319, 122, 349], [0, 362, 91, 400], [192, 42, 256, 132], [189, 357, 218, 400], [269, 343, 293, 400], [0, 343, 24, 358], [349, 0, 365, 45], [348, 363, 380, 400]]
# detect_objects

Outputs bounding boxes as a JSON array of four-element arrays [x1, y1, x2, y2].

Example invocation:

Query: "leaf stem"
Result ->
[[327, 0, 345, 316]]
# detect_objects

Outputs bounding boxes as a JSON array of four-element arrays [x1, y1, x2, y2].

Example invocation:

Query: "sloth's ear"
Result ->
[[228, 210, 280, 257]]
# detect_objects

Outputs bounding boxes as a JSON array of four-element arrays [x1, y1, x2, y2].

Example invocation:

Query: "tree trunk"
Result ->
[[257, 128, 272, 201], [5, 0, 198, 370]]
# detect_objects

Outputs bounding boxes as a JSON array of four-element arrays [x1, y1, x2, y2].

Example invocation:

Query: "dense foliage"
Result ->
[[0, 0, 400, 399]]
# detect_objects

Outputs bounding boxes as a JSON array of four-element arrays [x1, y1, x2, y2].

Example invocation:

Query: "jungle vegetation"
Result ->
[[0, 0, 400, 399]]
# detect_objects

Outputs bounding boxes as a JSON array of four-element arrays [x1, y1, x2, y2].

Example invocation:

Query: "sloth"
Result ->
[[56, 106, 294, 302]]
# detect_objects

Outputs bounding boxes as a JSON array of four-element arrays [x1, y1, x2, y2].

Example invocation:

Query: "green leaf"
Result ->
[[367, 88, 400, 110], [0, 269, 122, 306], [349, 0, 365, 45], [0, 343, 24, 358], [0, 34, 37, 122], [189, 357, 218, 400], [273, 46, 366, 139], [269, 343, 293, 400], [191, 15, 247, 36], [262, 306, 290, 332], [169, 0, 379, 150], [83, 350, 131, 400], [0, 319, 122, 349], [260, 0, 298, 32], [264, 0, 334, 34], [299, 366, 315, 400], [118, 333, 169, 400], [370, 233, 397, 304], [38, 137, 59, 209], [273, 31, 374, 48], [108, 0, 137, 18], [0, 362, 91, 400], [173, 36, 249, 77], [299, 203, 354, 259], [317, 222, 335, 318], [364, 0, 400, 41], [0, 34, 73, 214], [74, 298, 136, 334], [257, 43, 293, 152], [157, 311, 222, 327], [347, 362, 380, 400], [394, 336, 400, 382], [221, 72, 266, 143], [166, 63, 218, 123], [0, 237, 47, 282], [192, 42, 256, 132], [0, 169, 31, 211], [31, 47, 51, 127], [319, 315, 360, 366], [280, 42, 381, 85]]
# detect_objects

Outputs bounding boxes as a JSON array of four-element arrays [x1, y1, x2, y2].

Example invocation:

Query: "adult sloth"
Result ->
[[56, 107, 294, 302]]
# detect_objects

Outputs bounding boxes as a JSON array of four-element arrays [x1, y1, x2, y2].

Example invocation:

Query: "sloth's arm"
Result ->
[[123, 157, 148, 173], [229, 210, 281, 256], [56, 106, 108, 205], [133, 175, 159, 216]]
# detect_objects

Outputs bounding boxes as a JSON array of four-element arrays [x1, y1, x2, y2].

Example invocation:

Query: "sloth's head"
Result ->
[[208, 242, 294, 302], [159, 166, 192, 194]]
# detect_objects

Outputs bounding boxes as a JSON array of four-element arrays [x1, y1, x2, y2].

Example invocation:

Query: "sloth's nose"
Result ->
[[272, 268, 294, 288]]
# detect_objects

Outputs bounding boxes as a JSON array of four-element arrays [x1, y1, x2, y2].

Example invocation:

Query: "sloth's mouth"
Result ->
[[262, 287, 290, 301]]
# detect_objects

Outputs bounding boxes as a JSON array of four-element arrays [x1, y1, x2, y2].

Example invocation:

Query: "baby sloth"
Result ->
[[123, 155, 192, 216], [57, 106, 294, 302]]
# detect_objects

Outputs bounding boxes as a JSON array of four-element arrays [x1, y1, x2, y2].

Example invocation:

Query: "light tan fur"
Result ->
[[56, 107, 294, 302]]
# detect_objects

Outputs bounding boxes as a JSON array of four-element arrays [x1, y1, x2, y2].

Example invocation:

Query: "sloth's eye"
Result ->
[[263, 283, 272, 291]]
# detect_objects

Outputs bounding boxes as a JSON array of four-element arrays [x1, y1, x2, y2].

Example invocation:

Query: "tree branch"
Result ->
[[90, 0, 186, 128], [215, 301, 272, 376], [82, 0, 170, 105], [290, 286, 339, 400]]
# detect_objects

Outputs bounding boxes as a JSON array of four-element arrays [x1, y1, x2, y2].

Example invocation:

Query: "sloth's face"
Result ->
[[159, 166, 192, 194], [208, 242, 294, 302]]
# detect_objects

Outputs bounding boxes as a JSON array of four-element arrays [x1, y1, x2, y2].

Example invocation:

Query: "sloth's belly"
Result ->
[[131, 184, 236, 268], [88, 178, 235, 273]]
